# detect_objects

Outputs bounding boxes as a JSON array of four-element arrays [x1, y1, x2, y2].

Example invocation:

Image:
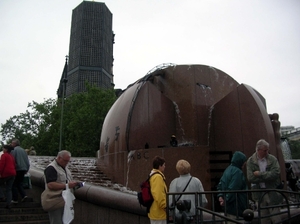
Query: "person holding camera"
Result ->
[[169, 160, 207, 222]]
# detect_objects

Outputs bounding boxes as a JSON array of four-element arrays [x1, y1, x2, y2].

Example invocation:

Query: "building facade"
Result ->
[[281, 126, 300, 141], [58, 1, 114, 98]]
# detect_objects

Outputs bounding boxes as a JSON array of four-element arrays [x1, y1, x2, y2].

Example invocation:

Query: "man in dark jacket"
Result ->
[[217, 151, 248, 222]]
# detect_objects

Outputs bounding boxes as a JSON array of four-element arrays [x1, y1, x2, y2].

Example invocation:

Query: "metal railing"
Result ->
[[166, 189, 300, 224]]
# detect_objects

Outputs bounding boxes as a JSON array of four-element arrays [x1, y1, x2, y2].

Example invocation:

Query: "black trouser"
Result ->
[[12, 170, 27, 201]]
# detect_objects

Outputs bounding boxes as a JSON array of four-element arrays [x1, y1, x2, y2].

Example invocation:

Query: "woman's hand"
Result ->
[[219, 197, 224, 206]]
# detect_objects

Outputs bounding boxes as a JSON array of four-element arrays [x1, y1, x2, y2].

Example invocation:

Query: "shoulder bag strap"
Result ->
[[175, 176, 193, 203]]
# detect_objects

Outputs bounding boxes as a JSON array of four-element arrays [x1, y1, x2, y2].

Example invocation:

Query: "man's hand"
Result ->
[[253, 171, 260, 177], [68, 181, 79, 189], [48, 181, 80, 190]]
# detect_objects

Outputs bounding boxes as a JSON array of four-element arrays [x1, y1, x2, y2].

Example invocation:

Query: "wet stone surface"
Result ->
[[29, 156, 134, 193]]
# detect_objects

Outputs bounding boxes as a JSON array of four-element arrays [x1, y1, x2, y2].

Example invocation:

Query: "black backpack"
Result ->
[[137, 172, 162, 212]]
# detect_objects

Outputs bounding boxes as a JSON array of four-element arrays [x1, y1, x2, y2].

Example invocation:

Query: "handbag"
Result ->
[[41, 188, 65, 211], [62, 184, 76, 224], [170, 176, 193, 209]]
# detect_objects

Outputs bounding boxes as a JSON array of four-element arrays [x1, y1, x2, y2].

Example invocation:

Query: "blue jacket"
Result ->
[[217, 151, 248, 216], [11, 146, 30, 171]]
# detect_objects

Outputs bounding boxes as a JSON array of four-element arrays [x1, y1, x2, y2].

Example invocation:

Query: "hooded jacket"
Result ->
[[148, 169, 167, 220], [217, 151, 248, 217]]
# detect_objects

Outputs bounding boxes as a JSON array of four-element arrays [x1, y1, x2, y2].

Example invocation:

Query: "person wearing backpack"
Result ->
[[148, 156, 167, 224]]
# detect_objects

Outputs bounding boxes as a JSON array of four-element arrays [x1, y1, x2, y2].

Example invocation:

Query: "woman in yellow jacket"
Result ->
[[148, 156, 167, 224]]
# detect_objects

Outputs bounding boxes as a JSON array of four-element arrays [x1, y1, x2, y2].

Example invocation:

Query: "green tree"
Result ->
[[289, 139, 300, 159], [0, 98, 58, 152], [62, 85, 116, 157], [1, 86, 116, 157]]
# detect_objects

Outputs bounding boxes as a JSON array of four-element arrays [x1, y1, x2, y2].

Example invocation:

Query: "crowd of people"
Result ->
[[147, 138, 283, 224], [0, 138, 30, 209], [0, 137, 284, 224], [0, 139, 79, 224]]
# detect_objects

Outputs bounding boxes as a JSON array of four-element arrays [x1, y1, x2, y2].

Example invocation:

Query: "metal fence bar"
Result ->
[[166, 189, 300, 224]]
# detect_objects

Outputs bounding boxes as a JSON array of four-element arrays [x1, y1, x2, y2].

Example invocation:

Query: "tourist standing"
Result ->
[[0, 145, 16, 209], [43, 150, 79, 224], [148, 156, 167, 224], [217, 151, 248, 222], [10, 138, 30, 203], [247, 139, 282, 224], [169, 159, 207, 221]]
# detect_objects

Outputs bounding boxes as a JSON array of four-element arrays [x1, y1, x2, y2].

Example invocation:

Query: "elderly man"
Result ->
[[247, 139, 282, 224], [43, 150, 79, 224], [10, 138, 30, 203]]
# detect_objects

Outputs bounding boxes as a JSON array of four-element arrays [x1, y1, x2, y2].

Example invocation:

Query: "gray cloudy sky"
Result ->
[[0, 0, 299, 131]]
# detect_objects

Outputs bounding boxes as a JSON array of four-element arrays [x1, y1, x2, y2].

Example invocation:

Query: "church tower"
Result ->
[[59, 1, 114, 98]]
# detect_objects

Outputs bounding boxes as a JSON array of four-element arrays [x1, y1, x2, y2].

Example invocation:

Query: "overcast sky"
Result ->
[[1, 0, 299, 132]]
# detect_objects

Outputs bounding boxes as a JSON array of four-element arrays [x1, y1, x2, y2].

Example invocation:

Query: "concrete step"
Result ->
[[0, 198, 49, 224]]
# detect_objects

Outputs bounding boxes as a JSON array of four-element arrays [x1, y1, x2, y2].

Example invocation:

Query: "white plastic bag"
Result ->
[[62, 184, 76, 224]]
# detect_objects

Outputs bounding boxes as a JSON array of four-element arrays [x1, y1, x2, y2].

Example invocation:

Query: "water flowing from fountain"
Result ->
[[173, 101, 185, 141], [126, 150, 135, 188], [207, 105, 214, 146], [281, 139, 292, 160]]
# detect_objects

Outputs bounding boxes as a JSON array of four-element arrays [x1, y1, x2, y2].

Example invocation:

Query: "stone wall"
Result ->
[[28, 158, 149, 224]]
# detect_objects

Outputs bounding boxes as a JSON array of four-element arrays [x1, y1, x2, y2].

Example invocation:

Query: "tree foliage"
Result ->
[[0, 86, 117, 157], [1, 98, 58, 149], [62, 85, 116, 156], [289, 139, 300, 159]]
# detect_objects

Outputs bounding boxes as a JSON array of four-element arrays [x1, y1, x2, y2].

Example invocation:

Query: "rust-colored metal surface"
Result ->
[[98, 64, 285, 195]]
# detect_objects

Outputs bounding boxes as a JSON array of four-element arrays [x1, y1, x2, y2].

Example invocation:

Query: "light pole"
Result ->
[[59, 56, 68, 151]]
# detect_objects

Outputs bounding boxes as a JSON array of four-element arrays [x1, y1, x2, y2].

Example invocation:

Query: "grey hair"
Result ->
[[256, 139, 269, 152], [11, 138, 20, 146], [57, 150, 71, 158]]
